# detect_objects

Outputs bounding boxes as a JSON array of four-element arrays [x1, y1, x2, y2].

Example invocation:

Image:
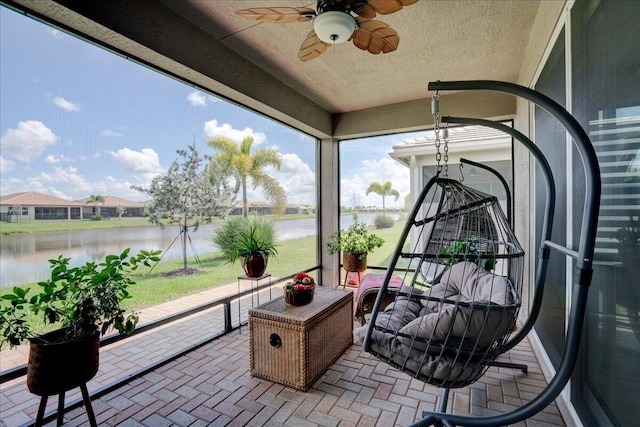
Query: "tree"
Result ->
[[116, 205, 126, 219], [366, 181, 400, 217], [207, 135, 287, 218], [131, 143, 235, 272], [350, 193, 360, 212], [86, 194, 105, 216]]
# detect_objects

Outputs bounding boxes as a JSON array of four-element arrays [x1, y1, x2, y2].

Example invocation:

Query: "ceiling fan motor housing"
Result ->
[[314, 10, 357, 43]]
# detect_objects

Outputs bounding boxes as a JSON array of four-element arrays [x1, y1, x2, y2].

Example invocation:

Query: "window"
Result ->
[[0, 7, 318, 297], [339, 125, 514, 276], [571, 1, 640, 425]]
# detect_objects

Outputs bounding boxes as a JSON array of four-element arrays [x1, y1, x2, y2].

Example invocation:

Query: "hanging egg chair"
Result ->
[[357, 80, 601, 427], [362, 176, 524, 388]]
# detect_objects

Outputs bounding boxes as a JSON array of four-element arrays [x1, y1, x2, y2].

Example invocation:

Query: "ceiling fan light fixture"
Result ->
[[313, 11, 356, 44]]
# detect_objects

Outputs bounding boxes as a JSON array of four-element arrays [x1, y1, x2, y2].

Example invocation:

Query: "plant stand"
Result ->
[[238, 274, 272, 332], [27, 327, 100, 427], [342, 253, 367, 288], [35, 383, 97, 427]]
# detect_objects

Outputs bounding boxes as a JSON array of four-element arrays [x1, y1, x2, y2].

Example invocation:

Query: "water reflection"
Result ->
[[1, 213, 388, 288]]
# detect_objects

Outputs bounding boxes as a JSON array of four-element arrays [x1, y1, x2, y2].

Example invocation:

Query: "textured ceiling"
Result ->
[[163, 0, 541, 114]]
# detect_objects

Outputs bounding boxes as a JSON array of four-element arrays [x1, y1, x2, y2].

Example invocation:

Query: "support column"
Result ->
[[319, 137, 341, 289]]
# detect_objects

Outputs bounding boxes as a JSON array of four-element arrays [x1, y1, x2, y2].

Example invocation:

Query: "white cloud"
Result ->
[[0, 176, 23, 194], [110, 147, 165, 174], [187, 90, 218, 107], [46, 187, 71, 200], [203, 120, 266, 145], [0, 156, 17, 173], [281, 172, 316, 204], [279, 153, 309, 173], [0, 121, 58, 161], [100, 129, 122, 137], [187, 91, 207, 107], [263, 153, 316, 205], [107, 176, 152, 200], [54, 97, 81, 112], [45, 155, 61, 164], [32, 166, 92, 192]]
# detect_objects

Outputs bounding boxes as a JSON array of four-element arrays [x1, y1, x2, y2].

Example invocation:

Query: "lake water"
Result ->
[[0, 213, 390, 288]]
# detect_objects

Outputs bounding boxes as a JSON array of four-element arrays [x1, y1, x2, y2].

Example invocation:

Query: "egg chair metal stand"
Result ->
[[361, 80, 600, 426]]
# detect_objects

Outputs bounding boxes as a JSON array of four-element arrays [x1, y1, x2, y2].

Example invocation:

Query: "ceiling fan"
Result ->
[[236, 0, 418, 61]]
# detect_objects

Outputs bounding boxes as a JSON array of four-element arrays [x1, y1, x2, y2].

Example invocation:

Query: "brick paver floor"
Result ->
[[0, 280, 566, 427]]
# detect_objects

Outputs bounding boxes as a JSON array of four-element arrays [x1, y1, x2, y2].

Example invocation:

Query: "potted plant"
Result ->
[[0, 248, 160, 400], [327, 219, 384, 273], [283, 272, 316, 306], [214, 216, 279, 278], [231, 227, 278, 278]]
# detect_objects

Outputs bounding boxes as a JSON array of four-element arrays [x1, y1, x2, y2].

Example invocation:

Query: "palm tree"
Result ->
[[207, 136, 286, 218], [86, 194, 105, 216], [366, 181, 399, 217]]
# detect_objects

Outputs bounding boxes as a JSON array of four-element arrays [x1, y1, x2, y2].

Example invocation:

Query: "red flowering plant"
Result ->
[[283, 272, 316, 294]]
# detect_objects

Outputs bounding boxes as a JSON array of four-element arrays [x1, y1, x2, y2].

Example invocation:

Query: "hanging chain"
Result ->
[[442, 122, 449, 177], [432, 91, 442, 175]]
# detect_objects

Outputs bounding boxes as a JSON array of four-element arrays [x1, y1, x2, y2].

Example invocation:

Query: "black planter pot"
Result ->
[[27, 327, 100, 396], [242, 254, 269, 278]]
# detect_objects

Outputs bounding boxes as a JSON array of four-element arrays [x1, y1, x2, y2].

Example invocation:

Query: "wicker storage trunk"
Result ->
[[249, 286, 353, 391]]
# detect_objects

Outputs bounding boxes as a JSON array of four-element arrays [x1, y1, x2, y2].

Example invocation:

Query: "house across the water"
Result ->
[[0, 192, 146, 221]]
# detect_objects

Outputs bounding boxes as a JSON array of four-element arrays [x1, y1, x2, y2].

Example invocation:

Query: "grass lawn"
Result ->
[[0, 213, 318, 235], [0, 217, 156, 234], [125, 220, 405, 309]]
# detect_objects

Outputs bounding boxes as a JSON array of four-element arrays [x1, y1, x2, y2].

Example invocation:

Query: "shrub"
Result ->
[[90, 214, 102, 221], [212, 216, 278, 262], [373, 214, 394, 229]]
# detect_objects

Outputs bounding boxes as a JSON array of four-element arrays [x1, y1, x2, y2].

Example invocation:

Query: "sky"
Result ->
[[0, 7, 420, 209]]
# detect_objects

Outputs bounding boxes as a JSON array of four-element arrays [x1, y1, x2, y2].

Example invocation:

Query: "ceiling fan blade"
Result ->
[[351, 20, 399, 54], [347, 1, 377, 18], [236, 7, 316, 23], [298, 30, 329, 62], [366, 0, 418, 15]]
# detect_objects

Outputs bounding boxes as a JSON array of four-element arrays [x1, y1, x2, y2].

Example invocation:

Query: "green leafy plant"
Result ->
[[439, 240, 470, 266], [232, 226, 278, 266], [439, 239, 494, 270], [213, 216, 278, 264], [327, 218, 384, 261], [0, 248, 161, 349]]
